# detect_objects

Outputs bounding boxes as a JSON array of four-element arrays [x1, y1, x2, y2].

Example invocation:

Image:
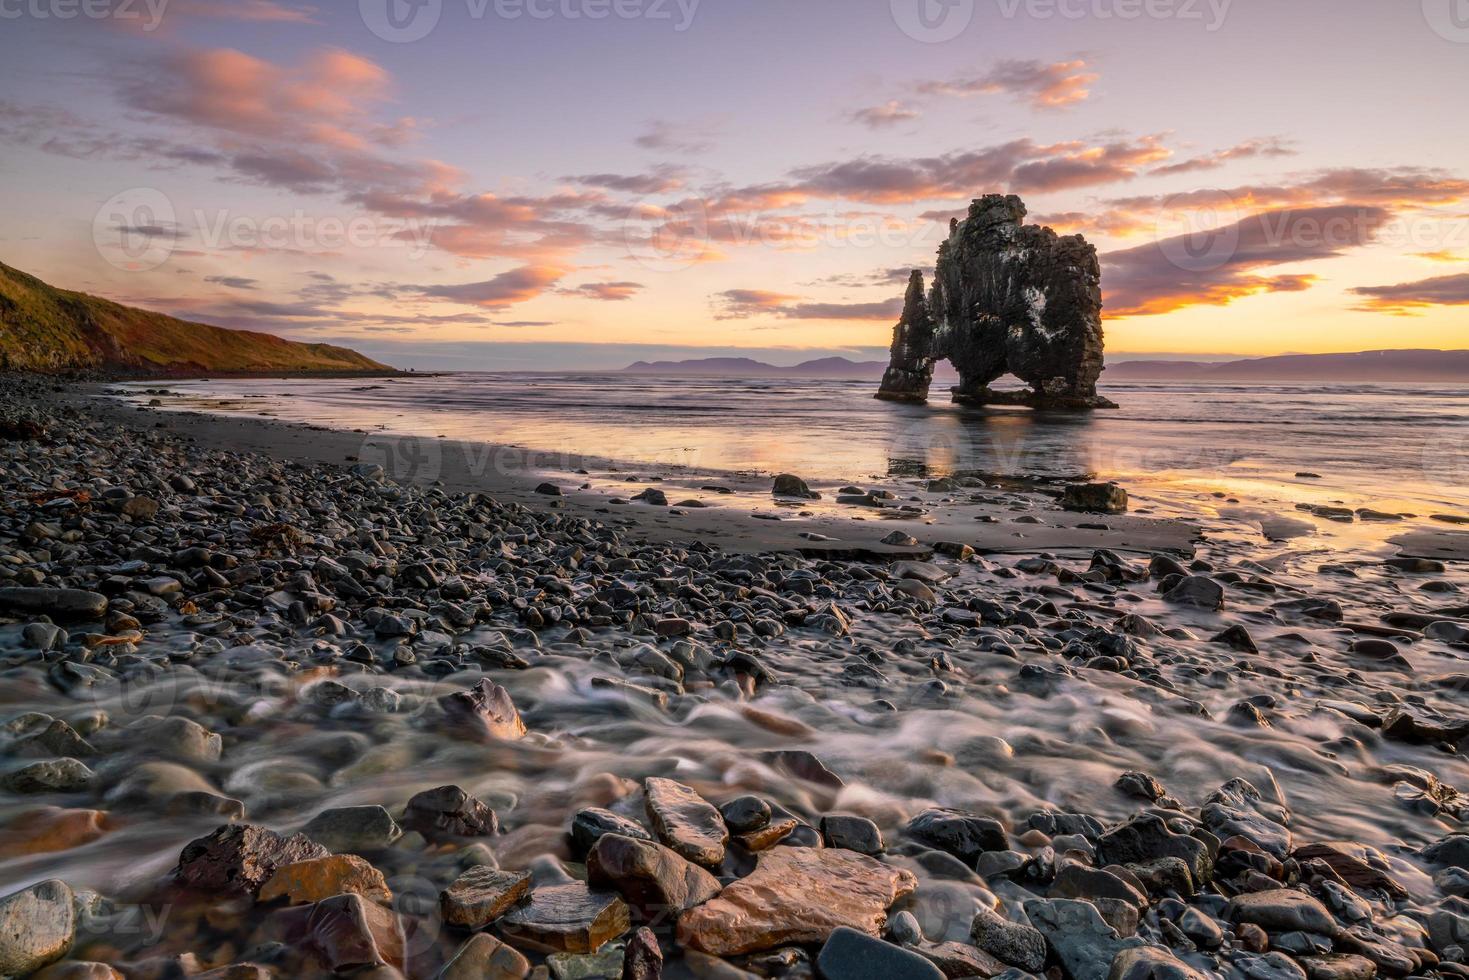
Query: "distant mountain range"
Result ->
[[0, 261, 389, 377], [1105, 350, 1469, 382], [624, 350, 1469, 383]]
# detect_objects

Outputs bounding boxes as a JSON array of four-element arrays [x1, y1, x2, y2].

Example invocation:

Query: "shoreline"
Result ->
[[91, 381, 1206, 559]]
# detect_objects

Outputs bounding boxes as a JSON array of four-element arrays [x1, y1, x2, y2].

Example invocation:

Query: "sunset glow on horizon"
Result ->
[[3, 0, 1467, 368]]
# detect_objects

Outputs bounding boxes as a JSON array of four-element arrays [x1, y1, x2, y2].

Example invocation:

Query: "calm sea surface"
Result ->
[[120, 374, 1469, 517]]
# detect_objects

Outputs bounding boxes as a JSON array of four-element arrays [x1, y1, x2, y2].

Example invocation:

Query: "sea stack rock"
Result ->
[[876, 194, 1115, 409]]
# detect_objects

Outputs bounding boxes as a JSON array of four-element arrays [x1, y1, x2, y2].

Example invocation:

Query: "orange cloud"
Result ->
[[1149, 138, 1296, 177], [422, 265, 567, 308], [714, 289, 902, 321], [919, 59, 1100, 110], [1351, 272, 1469, 315], [1103, 206, 1388, 316]]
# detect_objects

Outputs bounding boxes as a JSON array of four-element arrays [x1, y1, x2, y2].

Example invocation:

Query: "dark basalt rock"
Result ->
[[876, 194, 1115, 410], [175, 824, 330, 897]]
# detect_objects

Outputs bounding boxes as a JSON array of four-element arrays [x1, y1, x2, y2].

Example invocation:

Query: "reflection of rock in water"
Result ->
[[886, 457, 931, 478], [877, 194, 1116, 410]]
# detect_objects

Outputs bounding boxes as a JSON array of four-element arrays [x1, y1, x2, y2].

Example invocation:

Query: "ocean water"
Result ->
[[121, 373, 1469, 520]]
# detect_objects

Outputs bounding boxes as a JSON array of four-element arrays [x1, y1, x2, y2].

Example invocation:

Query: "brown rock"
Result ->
[[1297, 954, 1379, 980], [175, 824, 330, 897], [917, 940, 1008, 978], [271, 893, 405, 972], [736, 818, 797, 852], [498, 882, 631, 953], [0, 807, 108, 858], [677, 846, 919, 956], [587, 832, 722, 921], [624, 926, 664, 980], [1109, 946, 1209, 980], [438, 678, 527, 742], [401, 785, 498, 843], [258, 854, 393, 906], [191, 968, 273, 980], [439, 933, 531, 980], [440, 867, 532, 929], [1293, 842, 1407, 899], [644, 777, 728, 867]]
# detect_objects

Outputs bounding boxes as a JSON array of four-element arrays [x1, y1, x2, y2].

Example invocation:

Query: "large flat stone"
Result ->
[[678, 846, 918, 957], [498, 882, 630, 954], [440, 867, 532, 929], [644, 777, 728, 867]]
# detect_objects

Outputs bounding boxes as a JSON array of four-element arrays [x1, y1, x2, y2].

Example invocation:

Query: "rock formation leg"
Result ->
[[875, 271, 938, 403]]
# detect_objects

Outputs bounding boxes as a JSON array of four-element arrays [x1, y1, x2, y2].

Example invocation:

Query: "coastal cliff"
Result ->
[[0, 261, 389, 377]]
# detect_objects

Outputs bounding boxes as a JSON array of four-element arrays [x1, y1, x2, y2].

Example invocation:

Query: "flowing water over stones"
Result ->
[[1, 375, 1468, 978]]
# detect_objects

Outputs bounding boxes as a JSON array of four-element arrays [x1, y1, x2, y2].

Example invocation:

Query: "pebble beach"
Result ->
[[2, 372, 1469, 980]]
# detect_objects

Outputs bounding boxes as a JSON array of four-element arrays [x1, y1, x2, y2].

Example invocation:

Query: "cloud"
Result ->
[[714, 289, 903, 321], [1350, 272, 1469, 315], [811, 266, 916, 288], [422, 265, 566, 308], [1412, 250, 1468, 263], [786, 135, 1170, 203], [635, 120, 716, 154], [919, 59, 1099, 109], [120, 47, 393, 153], [1102, 205, 1391, 315], [850, 101, 921, 129], [562, 281, 644, 301], [568, 168, 686, 195], [204, 275, 260, 289], [1150, 137, 1296, 177]]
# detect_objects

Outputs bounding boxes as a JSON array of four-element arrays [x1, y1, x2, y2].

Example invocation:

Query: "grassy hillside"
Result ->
[[0, 261, 391, 376]]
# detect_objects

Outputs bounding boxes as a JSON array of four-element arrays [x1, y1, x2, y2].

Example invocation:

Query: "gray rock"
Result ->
[[303, 805, 403, 853], [821, 814, 885, 855], [1162, 576, 1225, 610], [970, 905, 1048, 972], [1424, 834, 1469, 869], [816, 926, 945, 980], [570, 807, 654, 857], [1062, 483, 1128, 514], [0, 757, 94, 794], [1025, 898, 1143, 980], [773, 474, 819, 499], [0, 878, 75, 977], [1226, 889, 1341, 938], [906, 807, 1008, 863], [0, 587, 108, 621], [1108, 946, 1207, 980]]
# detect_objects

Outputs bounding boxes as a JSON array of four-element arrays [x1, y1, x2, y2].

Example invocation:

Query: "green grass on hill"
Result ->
[[0, 261, 391, 376]]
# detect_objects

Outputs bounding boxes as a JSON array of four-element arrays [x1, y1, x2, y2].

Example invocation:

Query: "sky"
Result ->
[[1, 0, 1467, 369]]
